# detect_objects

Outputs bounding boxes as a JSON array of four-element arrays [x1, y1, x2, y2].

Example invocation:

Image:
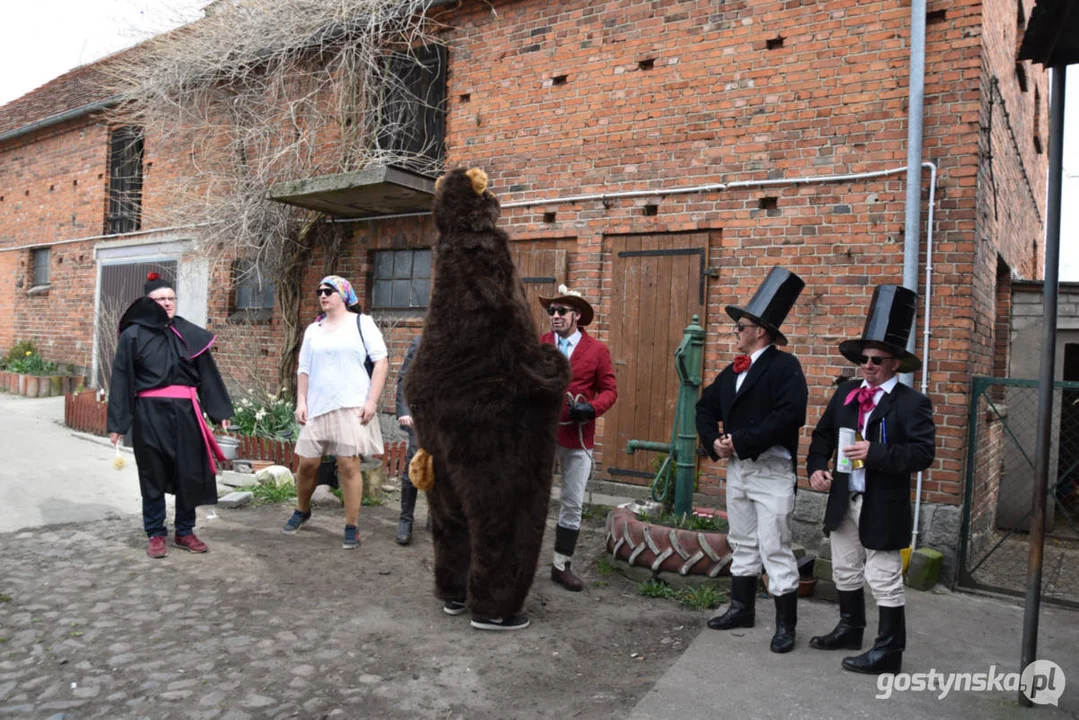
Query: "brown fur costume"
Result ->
[[404, 167, 571, 619]]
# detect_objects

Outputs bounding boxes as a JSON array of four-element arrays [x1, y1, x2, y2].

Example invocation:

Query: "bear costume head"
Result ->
[[433, 167, 501, 235]]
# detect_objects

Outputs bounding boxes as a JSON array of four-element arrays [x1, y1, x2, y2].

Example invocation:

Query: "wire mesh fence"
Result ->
[[960, 377, 1079, 607]]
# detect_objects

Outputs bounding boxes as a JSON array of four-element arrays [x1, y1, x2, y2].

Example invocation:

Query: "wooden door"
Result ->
[[603, 233, 711, 484], [96, 261, 177, 389], [510, 240, 572, 335]]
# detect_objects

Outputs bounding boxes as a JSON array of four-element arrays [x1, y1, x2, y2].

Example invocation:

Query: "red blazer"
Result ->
[[541, 329, 618, 449]]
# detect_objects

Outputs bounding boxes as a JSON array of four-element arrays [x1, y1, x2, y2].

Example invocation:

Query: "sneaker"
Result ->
[[470, 615, 530, 631], [173, 534, 208, 553], [146, 536, 167, 559], [443, 599, 467, 616], [282, 509, 311, 535], [343, 525, 361, 549]]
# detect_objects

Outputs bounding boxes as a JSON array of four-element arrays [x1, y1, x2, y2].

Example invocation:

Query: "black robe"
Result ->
[[106, 298, 233, 508]]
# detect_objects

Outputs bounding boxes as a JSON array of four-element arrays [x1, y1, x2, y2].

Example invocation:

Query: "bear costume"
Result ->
[[404, 167, 571, 629]]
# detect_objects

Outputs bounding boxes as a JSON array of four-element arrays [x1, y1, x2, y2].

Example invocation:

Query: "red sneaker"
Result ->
[[173, 534, 209, 553], [147, 536, 167, 559]]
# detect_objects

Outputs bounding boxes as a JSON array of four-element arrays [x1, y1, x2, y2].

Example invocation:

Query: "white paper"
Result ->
[[837, 427, 856, 473]]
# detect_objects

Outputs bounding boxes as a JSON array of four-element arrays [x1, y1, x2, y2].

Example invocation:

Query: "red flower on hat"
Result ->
[[147, 272, 161, 281]]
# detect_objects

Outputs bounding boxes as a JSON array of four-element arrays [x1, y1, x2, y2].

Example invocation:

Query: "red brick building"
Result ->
[[0, 0, 1049, 581]]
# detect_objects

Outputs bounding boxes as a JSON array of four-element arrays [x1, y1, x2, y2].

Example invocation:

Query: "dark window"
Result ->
[[105, 126, 144, 235], [376, 44, 447, 169], [32, 248, 50, 286], [233, 260, 275, 310], [372, 249, 432, 310]]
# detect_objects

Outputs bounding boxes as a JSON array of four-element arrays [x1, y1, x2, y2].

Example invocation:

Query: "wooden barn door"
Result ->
[[510, 239, 572, 335], [603, 233, 712, 485], [96, 260, 177, 389]]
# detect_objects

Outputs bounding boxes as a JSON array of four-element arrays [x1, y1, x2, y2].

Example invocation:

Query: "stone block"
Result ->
[[793, 490, 826, 523], [361, 460, 385, 502], [813, 556, 833, 581], [791, 543, 806, 560], [311, 485, 342, 507], [219, 491, 253, 509], [255, 465, 294, 487], [218, 471, 253, 488], [814, 578, 838, 603], [907, 547, 944, 591]]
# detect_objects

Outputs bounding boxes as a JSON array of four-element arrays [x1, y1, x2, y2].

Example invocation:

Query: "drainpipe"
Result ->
[[902, 0, 928, 387]]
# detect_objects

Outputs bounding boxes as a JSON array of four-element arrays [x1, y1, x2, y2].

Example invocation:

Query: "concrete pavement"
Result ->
[[0, 393, 146, 532]]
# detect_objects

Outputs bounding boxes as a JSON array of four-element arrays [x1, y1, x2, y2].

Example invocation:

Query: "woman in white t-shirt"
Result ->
[[282, 275, 388, 549]]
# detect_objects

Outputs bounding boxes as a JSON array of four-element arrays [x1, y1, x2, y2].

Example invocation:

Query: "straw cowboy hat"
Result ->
[[538, 284, 594, 327]]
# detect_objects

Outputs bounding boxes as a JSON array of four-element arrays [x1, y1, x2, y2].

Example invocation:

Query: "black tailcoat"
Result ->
[[695, 346, 808, 474], [806, 379, 936, 550]]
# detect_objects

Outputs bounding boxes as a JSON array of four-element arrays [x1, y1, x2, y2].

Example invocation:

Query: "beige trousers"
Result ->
[[726, 454, 800, 596], [830, 493, 905, 607]]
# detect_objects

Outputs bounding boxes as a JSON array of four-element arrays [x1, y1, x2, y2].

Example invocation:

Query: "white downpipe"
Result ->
[[911, 161, 937, 554]]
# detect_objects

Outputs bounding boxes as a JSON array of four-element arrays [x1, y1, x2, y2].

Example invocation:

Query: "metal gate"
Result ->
[[959, 377, 1079, 607]]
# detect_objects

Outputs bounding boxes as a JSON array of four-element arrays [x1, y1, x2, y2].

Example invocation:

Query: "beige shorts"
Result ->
[[294, 407, 384, 459]]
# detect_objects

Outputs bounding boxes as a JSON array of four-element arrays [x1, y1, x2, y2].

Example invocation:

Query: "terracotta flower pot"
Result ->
[[21, 374, 39, 398], [7, 372, 18, 393], [49, 375, 64, 397]]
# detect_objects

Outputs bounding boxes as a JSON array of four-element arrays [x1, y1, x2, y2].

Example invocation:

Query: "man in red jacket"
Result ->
[[539, 285, 618, 591]]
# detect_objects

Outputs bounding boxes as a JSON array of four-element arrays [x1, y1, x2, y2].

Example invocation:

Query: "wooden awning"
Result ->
[[267, 165, 435, 219]]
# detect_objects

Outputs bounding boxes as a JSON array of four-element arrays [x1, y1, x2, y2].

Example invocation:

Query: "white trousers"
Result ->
[[556, 446, 593, 530], [830, 494, 905, 607], [726, 454, 800, 596]]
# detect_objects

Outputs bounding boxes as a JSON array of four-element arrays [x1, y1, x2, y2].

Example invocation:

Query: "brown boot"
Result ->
[[551, 561, 584, 592]]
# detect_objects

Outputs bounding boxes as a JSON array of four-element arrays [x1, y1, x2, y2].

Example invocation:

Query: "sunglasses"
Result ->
[[858, 355, 894, 366], [547, 306, 573, 317], [734, 322, 758, 333], [316, 288, 336, 297]]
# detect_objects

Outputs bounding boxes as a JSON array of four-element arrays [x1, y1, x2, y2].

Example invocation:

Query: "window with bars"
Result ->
[[374, 44, 447, 170], [372, 249, 432, 310], [105, 126, 145, 235], [31, 248, 50, 286]]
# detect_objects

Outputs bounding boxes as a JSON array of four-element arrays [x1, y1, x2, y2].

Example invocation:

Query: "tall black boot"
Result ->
[[770, 592, 798, 653], [708, 575, 757, 630], [842, 605, 905, 675], [810, 588, 866, 650], [396, 479, 418, 546], [551, 525, 583, 591]]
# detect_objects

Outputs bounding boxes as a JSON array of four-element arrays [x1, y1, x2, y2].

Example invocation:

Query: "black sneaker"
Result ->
[[443, 599, 467, 616], [470, 615, 530, 631], [282, 509, 311, 535]]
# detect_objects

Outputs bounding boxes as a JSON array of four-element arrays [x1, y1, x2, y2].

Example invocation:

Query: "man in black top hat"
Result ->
[[806, 285, 936, 675], [696, 266, 808, 654]]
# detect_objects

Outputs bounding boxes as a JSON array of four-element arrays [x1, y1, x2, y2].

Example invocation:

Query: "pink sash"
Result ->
[[137, 385, 227, 473]]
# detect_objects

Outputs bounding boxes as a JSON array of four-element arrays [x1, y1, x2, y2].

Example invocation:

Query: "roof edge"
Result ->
[[0, 96, 120, 147]]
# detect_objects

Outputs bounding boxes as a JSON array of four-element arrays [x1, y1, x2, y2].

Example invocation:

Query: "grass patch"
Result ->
[[0, 593, 10, 603], [240, 483, 297, 506], [592, 579, 610, 588], [581, 503, 614, 521], [638, 579, 727, 610], [595, 555, 618, 575], [637, 511, 728, 533], [362, 495, 385, 507]]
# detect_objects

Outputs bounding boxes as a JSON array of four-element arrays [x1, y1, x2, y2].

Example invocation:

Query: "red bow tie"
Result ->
[[733, 354, 752, 374], [845, 386, 880, 431]]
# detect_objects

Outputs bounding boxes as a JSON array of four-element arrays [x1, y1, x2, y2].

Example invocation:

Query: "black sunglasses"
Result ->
[[734, 322, 759, 333], [858, 355, 894, 366], [547, 306, 573, 317], [316, 288, 336, 297]]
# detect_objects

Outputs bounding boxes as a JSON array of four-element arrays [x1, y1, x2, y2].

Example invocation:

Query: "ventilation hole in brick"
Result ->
[[543, 212, 557, 223], [551, 74, 568, 86], [1, 196, 4, 202], [1034, 136, 1044, 154], [49, 185, 55, 192], [1016, 63, 1028, 92], [766, 36, 785, 50], [98, 173, 104, 179], [24, 190, 29, 196], [759, 197, 778, 210], [459, 93, 471, 103], [72, 179, 78, 186], [637, 58, 655, 71], [643, 204, 659, 216], [926, 9, 947, 24]]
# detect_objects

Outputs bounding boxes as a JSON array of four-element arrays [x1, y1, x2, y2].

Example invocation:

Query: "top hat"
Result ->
[[538, 284, 594, 327], [838, 284, 921, 373], [724, 266, 805, 346]]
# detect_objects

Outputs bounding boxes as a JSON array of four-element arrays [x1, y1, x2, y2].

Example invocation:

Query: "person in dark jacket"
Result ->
[[539, 285, 618, 591], [107, 273, 234, 559], [394, 335, 421, 545], [806, 285, 936, 675], [695, 267, 808, 654]]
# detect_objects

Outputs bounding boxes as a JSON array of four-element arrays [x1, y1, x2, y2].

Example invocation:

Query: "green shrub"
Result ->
[[7, 351, 58, 376], [5, 341, 36, 366], [231, 391, 300, 440]]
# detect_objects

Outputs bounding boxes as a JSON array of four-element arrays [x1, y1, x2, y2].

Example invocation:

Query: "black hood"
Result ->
[[118, 297, 169, 333]]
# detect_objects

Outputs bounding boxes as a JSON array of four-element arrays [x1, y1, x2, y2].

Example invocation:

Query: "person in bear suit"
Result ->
[[404, 167, 571, 632], [807, 284, 936, 675], [695, 266, 808, 654]]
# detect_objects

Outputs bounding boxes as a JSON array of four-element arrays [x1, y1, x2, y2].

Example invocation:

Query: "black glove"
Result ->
[[568, 401, 595, 422]]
